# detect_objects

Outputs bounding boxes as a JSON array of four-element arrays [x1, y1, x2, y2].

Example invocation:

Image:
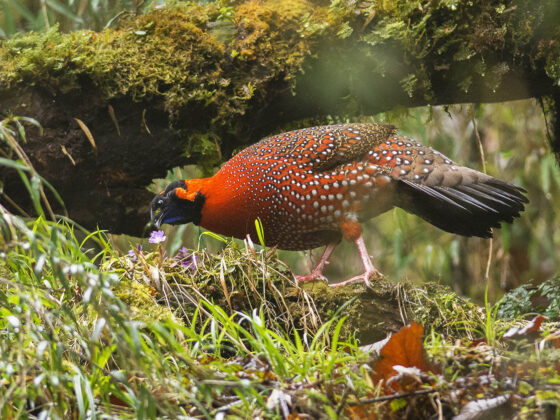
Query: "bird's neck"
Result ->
[[188, 173, 254, 240], [184, 177, 213, 198]]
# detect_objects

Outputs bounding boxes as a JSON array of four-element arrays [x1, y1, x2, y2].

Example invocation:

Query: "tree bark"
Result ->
[[1, 0, 559, 235]]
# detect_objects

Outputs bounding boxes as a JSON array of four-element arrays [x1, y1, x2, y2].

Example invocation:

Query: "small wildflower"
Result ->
[[149, 230, 167, 244], [175, 247, 196, 269], [182, 254, 197, 269], [176, 247, 189, 257], [127, 245, 142, 261]]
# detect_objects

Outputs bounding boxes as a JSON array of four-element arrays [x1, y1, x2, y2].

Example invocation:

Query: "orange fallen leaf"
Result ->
[[371, 322, 428, 392], [346, 323, 430, 419]]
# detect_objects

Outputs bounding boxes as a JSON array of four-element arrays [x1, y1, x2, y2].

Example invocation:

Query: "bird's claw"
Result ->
[[295, 272, 328, 284], [328, 269, 383, 288]]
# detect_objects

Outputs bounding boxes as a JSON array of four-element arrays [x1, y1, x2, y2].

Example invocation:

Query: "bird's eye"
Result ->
[[158, 199, 163, 206]]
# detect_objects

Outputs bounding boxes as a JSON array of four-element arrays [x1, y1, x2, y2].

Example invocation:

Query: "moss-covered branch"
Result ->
[[1, 0, 559, 234]]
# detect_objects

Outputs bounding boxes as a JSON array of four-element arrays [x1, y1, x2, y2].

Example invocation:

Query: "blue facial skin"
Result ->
[[162, 216, 185, 224]]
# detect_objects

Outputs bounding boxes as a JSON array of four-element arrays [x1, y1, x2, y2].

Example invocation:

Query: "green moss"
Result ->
[[110, 242, 326, 337], [0, 0, 335, 120], [408, 283, 484, 338], [542, 27, 560, 87], [498, 277, 560, 320], [0, 5, 226, 115], [109, 239, 487, 343], [1, 0, 558, 108], [113, 277, 179, 324], [1, 0, 558, 164], [360, 0, 560, 98], [298, 281, 366, 339]]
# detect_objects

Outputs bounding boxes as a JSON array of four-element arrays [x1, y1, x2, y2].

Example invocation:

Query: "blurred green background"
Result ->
[[2, 0, 557, 303]]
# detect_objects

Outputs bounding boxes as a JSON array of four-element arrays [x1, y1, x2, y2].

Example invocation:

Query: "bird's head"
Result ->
[[150, 180, 206, 229]]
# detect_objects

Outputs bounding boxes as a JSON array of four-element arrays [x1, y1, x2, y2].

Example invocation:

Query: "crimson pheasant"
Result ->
[[151, 123, 527, 287]]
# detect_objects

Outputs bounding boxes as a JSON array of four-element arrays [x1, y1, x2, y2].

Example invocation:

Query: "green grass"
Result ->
[[0, 126, 370, 416], [0, 208, 370, 418]]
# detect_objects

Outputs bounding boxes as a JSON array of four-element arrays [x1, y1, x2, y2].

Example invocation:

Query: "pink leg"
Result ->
[[329, 235, 382, 287], [295, 242, 337, 284]]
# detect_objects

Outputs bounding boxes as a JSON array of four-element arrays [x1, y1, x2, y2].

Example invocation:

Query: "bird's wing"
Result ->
[[236, 123, 396, 171], [310, 123, 396, 171]]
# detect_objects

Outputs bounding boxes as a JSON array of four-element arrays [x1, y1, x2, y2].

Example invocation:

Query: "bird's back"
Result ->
[[211, 123, 527, 249]]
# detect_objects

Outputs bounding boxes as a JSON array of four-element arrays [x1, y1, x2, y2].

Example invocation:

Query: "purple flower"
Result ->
[[128, 245, 143, 261], [175, 247, 196, 270], [149, 230, 167, 244], [176, 247, 189, 257], [182, 254, 197, 269]]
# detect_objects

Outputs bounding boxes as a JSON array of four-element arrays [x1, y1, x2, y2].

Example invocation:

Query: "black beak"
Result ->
[[150, 206, 165, 229]]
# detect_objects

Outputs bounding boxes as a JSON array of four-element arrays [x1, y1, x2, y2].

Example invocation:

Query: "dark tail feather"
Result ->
[[397, 177, 528, 238]]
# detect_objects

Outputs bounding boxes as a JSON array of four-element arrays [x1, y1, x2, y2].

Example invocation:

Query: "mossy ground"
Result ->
[[109, 236, 489, 344], [105, 238, 560, 418]]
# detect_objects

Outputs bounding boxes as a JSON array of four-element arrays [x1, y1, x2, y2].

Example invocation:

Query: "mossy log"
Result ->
[[1, 0, 559, 234], [112, 242, 483, 343]]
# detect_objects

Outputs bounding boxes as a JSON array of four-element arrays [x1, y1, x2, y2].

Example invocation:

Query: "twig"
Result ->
[[40, 0, 50, 29], [468, 104, 492, 283], [469, 104, 486, 174], [219, 258, 234, 314], [335, 387, 351, 417], [347, 388, 438, 405], [1, 192, 31, 217]]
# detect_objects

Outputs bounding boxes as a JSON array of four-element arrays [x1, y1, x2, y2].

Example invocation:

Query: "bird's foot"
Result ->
[[328, 268, 383, 288], [295, 271, 328, 284]]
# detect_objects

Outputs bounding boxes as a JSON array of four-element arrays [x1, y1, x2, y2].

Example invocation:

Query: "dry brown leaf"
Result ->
[[107, 104, 121, 136], [74, 118, 97, 154], [60, 145, 76, 165], [371, 321, 428, 392]]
